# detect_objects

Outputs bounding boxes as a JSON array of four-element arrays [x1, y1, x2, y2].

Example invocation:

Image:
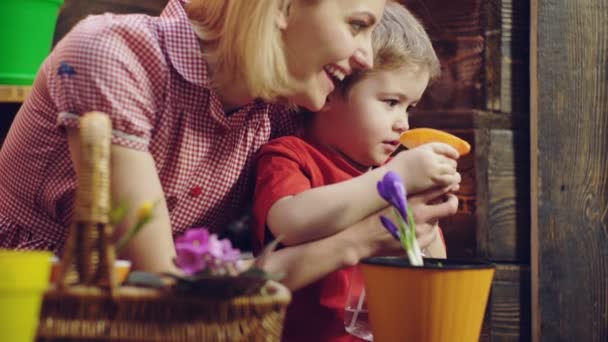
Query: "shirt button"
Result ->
[[189, 186, 202, 198]]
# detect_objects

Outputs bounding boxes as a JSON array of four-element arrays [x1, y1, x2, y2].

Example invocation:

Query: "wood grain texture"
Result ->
[[535, 0, 608, 341], [529, 0, 540, 340], [401, 0, 485, 110], [484, 0, 530, 115], [409, 109, 528, 130], [474, 129, 530, 262], [482, 264, 531, 342]]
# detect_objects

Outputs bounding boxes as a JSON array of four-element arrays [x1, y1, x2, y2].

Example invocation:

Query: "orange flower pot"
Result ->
[[360, 257, 495, 342]]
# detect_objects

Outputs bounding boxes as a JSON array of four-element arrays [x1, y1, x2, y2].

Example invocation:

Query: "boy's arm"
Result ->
[[266, 145, 461, 246], [267, 167, 394, 245]]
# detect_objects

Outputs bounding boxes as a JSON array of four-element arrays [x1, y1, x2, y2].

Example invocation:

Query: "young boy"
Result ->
[[252, 2, 461, 341]]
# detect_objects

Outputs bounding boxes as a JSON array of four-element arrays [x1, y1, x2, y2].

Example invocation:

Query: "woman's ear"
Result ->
[[276, 0, 292, 30]]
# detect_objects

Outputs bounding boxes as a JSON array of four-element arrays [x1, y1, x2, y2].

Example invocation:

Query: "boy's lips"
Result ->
[[382, 140, 400, 153], [383, 140, 400, 146]]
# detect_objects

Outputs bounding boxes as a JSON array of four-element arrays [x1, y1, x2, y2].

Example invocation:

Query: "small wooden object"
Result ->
[[58, 112, 117, 290]]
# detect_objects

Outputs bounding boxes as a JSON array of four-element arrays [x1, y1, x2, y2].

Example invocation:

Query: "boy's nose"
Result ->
[[393, 116, 410, 133]]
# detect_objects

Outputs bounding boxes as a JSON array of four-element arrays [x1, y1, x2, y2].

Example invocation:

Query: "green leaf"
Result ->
[[115, 201, 158, 254], [109, 199, 129, 225]]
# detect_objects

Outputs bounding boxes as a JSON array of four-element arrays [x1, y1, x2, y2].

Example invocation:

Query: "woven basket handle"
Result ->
[[59, 112, 117, 290]]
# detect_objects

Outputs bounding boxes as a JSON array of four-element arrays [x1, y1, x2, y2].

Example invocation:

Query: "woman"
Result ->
[[0, 0, 455, 274]]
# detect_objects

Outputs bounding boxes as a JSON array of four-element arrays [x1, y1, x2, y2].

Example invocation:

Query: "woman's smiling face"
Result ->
[[279, 0, 387, 111]]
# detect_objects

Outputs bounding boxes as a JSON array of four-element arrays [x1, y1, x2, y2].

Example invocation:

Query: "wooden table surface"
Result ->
[[0, 85, 31, 103]]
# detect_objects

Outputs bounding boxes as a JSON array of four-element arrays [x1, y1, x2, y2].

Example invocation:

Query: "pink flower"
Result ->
[[174, 227, 241, 276], [174, 228, 211, 275]]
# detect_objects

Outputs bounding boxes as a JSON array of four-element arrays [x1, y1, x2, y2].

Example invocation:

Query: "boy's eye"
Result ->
[[384, 99, 400, 107]]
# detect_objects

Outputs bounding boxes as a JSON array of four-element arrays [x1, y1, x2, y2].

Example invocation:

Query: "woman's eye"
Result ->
[[349, 21, 366, 34]]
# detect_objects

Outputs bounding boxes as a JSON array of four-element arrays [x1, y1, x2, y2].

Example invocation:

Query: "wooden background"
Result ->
[[532, 0, 608, 341]]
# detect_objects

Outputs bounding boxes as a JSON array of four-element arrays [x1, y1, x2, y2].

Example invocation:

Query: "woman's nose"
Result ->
[[350, 40, 374, 70]]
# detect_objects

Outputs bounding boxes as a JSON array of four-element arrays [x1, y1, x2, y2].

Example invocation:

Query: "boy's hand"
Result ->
[[408, 188, 459, 251], [366, 187, 458, 258], [390, 142, 461, 194]]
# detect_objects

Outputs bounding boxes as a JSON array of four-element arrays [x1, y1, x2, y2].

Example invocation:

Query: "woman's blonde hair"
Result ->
[[186, 0, 293, 102], [341, 1, 440, 94]]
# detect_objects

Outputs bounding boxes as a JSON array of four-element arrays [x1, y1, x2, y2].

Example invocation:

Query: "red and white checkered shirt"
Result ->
[[0, 0, 297, 253]]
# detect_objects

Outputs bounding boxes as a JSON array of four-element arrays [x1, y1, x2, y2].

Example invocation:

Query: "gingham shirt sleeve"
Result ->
[[48, 15, 167, 151]]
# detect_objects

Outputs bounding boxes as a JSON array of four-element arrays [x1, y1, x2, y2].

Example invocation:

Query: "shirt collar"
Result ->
[[159, 0, 209, 88]]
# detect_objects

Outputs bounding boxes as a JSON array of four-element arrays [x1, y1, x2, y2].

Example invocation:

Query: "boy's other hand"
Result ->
[[390, 142, 461, 194]]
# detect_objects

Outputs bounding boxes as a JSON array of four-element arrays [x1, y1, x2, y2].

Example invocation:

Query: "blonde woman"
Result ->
[[0, 0, 387, 272]]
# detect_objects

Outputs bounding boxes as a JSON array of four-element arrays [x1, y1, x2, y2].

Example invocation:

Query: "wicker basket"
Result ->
[[36, 112, 291, 341]]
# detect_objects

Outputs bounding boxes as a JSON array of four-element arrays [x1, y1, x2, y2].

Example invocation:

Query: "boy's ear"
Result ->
[[276, 0, 292, 30]]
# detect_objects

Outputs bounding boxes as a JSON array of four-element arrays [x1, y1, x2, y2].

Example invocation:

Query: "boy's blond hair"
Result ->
[[186, 0, 293, 102], [341, 1, 440, 94]]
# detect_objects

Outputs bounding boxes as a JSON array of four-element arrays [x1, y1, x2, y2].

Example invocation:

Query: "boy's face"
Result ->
[[317, 66, 430, 168]]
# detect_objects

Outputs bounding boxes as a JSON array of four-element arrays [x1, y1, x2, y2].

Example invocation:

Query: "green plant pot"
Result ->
[[0, 0, 63, 85]]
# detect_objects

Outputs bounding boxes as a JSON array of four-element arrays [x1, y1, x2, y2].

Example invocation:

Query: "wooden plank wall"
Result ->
[[401, 1, 530, 341], [532, 0, 608, 341]]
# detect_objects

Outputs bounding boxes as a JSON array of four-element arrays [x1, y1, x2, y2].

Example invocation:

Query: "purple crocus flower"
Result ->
[[377, 171, 408, 220], [380, 215, 400, 240]]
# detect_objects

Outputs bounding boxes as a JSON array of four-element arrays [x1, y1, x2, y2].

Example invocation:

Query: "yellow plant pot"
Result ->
[[0, 249, 52, 342], [360, 257, 495, 342]]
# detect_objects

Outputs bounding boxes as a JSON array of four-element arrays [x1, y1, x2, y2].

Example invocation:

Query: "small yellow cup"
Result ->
[[0, 249, 52, 342], [361, 257, 495, 342]]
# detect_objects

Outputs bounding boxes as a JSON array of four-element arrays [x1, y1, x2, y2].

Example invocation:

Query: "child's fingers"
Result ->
[[428, 142, 460, 159], [426, 193, 459, 219], [441, 156, 458, 170], [433, 172, 461, 186], [410, 186, 453, 204], [439, 163, 458, 175]]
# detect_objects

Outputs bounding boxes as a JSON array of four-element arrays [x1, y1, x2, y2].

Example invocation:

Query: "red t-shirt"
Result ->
[[252, 136, 367, 342]]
